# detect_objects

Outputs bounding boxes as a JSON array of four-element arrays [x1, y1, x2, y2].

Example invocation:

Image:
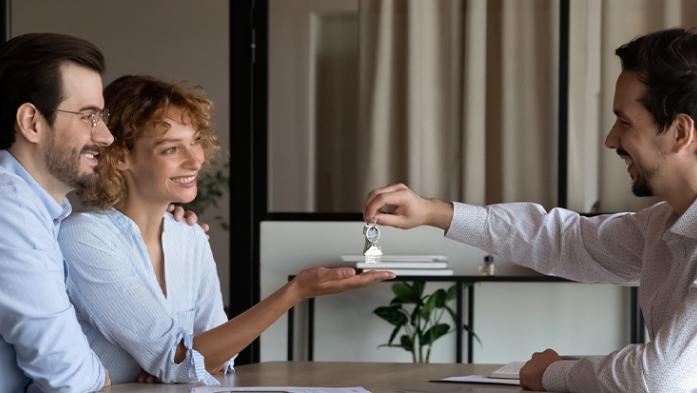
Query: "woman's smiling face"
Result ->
[[120, 106, 205, 205]]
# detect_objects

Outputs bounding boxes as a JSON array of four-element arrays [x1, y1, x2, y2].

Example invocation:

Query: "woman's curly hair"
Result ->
[[78, 75, 219, 209]]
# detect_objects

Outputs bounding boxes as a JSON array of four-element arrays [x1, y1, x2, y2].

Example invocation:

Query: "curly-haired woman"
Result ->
[[58, 75, 394, 385]]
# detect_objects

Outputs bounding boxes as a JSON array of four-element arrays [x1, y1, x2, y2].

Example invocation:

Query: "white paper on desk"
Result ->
[[191, 386, 371, 393], [438, 375, 520, 386]]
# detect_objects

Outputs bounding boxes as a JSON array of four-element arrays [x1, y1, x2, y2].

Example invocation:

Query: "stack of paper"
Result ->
[[341, 255, 454, 276]]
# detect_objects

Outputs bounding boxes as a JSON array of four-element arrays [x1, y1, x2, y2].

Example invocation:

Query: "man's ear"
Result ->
[[15, 103, 44, 144], [671, 113, 695, 152]]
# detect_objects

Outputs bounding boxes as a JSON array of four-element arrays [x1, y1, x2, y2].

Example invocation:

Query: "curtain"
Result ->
[[355, 0, 558, 208]]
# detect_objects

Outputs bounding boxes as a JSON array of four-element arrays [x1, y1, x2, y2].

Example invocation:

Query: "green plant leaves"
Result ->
[[388, 324, 401, 345], [374, 281, 480, 362], [400, 335, 414, 352], [462, 324, 483, 346], [433, 288, 447, 308], [421, 323, 450, 346], [446, 285, 457, 301], [374, 305, 407, 326], [392, 282, 421, 303]]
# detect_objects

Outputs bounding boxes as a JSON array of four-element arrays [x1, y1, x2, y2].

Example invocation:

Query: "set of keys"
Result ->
[[363, 220, 382, 263]]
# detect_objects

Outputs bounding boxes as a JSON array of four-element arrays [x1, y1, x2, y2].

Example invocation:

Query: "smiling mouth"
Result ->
[[81, 148, 100, 165], [617, 149, 633, 167], [171, 175, 197, 184]]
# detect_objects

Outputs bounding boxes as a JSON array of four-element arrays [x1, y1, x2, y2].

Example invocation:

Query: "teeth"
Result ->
[[172, 176, 196, 184], [83, 153, 95, 159]]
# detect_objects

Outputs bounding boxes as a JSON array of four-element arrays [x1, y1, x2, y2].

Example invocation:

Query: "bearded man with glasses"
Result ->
[[0, 32, 113, 393]]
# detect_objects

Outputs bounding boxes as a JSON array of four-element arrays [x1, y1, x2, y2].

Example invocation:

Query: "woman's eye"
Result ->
[[162, 147, 177, 154]]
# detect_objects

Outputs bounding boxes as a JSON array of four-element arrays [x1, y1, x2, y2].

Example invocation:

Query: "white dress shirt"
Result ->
[[446, 200, 697, 392]]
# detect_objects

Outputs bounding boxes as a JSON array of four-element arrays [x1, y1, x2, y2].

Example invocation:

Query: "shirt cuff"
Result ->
[[542, 360, 576, 392], [174, 334, 220, 385], [221, 354, 237, 374], [444, 202, 488, 247]]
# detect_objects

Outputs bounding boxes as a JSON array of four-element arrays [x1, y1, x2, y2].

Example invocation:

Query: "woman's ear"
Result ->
[[113, 148, 130, 171], [15, 103, 44, 144]]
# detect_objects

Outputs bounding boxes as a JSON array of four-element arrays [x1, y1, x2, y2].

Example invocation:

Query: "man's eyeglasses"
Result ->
[[54, 108, 110, 133]]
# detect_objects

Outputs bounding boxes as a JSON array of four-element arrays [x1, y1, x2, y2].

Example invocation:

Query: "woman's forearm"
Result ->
[[175, 280, 302, 370], [173, 266, 393, 370]]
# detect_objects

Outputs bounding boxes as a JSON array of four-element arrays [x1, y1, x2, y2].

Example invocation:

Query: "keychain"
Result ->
[[363, 219, 383, 263]]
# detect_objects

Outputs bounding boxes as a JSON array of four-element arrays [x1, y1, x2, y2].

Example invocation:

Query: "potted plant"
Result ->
[[373, 281, 480, 363]]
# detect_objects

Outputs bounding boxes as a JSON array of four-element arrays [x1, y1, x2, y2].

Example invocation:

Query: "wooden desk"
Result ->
[[108, 361, 524, 392]]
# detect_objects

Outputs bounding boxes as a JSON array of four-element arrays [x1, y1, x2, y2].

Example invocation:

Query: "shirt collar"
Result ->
[[668, 197, 697, 240], [0, 150, 72, 222]]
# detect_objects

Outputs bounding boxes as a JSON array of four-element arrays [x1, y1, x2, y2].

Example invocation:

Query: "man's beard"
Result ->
[[617, 148, 658, 197], [631, 170, 654, 197], [45, 135, 99, 190], [630, 159, 660, 197]]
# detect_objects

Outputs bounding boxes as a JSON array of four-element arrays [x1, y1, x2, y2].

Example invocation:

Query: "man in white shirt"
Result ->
[[364, 28, 697, 392]]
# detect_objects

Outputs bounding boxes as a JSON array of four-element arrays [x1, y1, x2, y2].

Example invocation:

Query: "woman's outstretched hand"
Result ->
[[290, 266, 395, 300]]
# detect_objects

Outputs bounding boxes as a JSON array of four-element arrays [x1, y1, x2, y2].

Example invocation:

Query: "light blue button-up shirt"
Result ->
[[58, 209, 232, 385], [0, 150, 105, 393]]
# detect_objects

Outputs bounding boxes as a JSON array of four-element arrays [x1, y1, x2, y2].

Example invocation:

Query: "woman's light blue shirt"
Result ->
[[58, 209, 232, 385]]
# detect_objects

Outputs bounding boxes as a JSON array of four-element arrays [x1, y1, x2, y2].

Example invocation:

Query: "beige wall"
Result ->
[[10, 0, 231, 304]]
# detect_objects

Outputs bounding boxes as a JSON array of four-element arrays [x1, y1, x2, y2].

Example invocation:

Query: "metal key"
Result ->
[[363, 220, 383, 263]]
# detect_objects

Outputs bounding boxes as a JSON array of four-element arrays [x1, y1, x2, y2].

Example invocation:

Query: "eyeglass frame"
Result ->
[[54, 108, 110, 133]]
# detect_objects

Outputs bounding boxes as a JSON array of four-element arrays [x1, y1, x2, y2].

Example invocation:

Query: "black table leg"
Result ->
[[287, 305, 294, 360], [456, 281, 463, 363], [467, 284, 474, 363]]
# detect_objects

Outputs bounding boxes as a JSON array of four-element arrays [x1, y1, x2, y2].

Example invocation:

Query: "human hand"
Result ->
[[519, 348, 561, 391], [137, 370, 161, 384], [363, 183, 453, 230], [167, 204, 210, 234], [290, 266, 395, 300]]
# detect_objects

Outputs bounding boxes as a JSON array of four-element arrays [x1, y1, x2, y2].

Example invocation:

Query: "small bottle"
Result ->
[[479, 255, 495, 276]]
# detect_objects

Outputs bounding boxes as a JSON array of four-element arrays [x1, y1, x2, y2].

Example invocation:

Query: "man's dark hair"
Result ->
[[616, 28, 697, 133], [0, 33, 105, 149]]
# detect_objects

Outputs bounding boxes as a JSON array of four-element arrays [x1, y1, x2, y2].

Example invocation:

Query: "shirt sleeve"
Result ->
[[59, 215, 219, 385], [445, 202, 645, 284], [0, 185, 104, 392], [543, 282, 697, 392], [191, 227, 235, 372]]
